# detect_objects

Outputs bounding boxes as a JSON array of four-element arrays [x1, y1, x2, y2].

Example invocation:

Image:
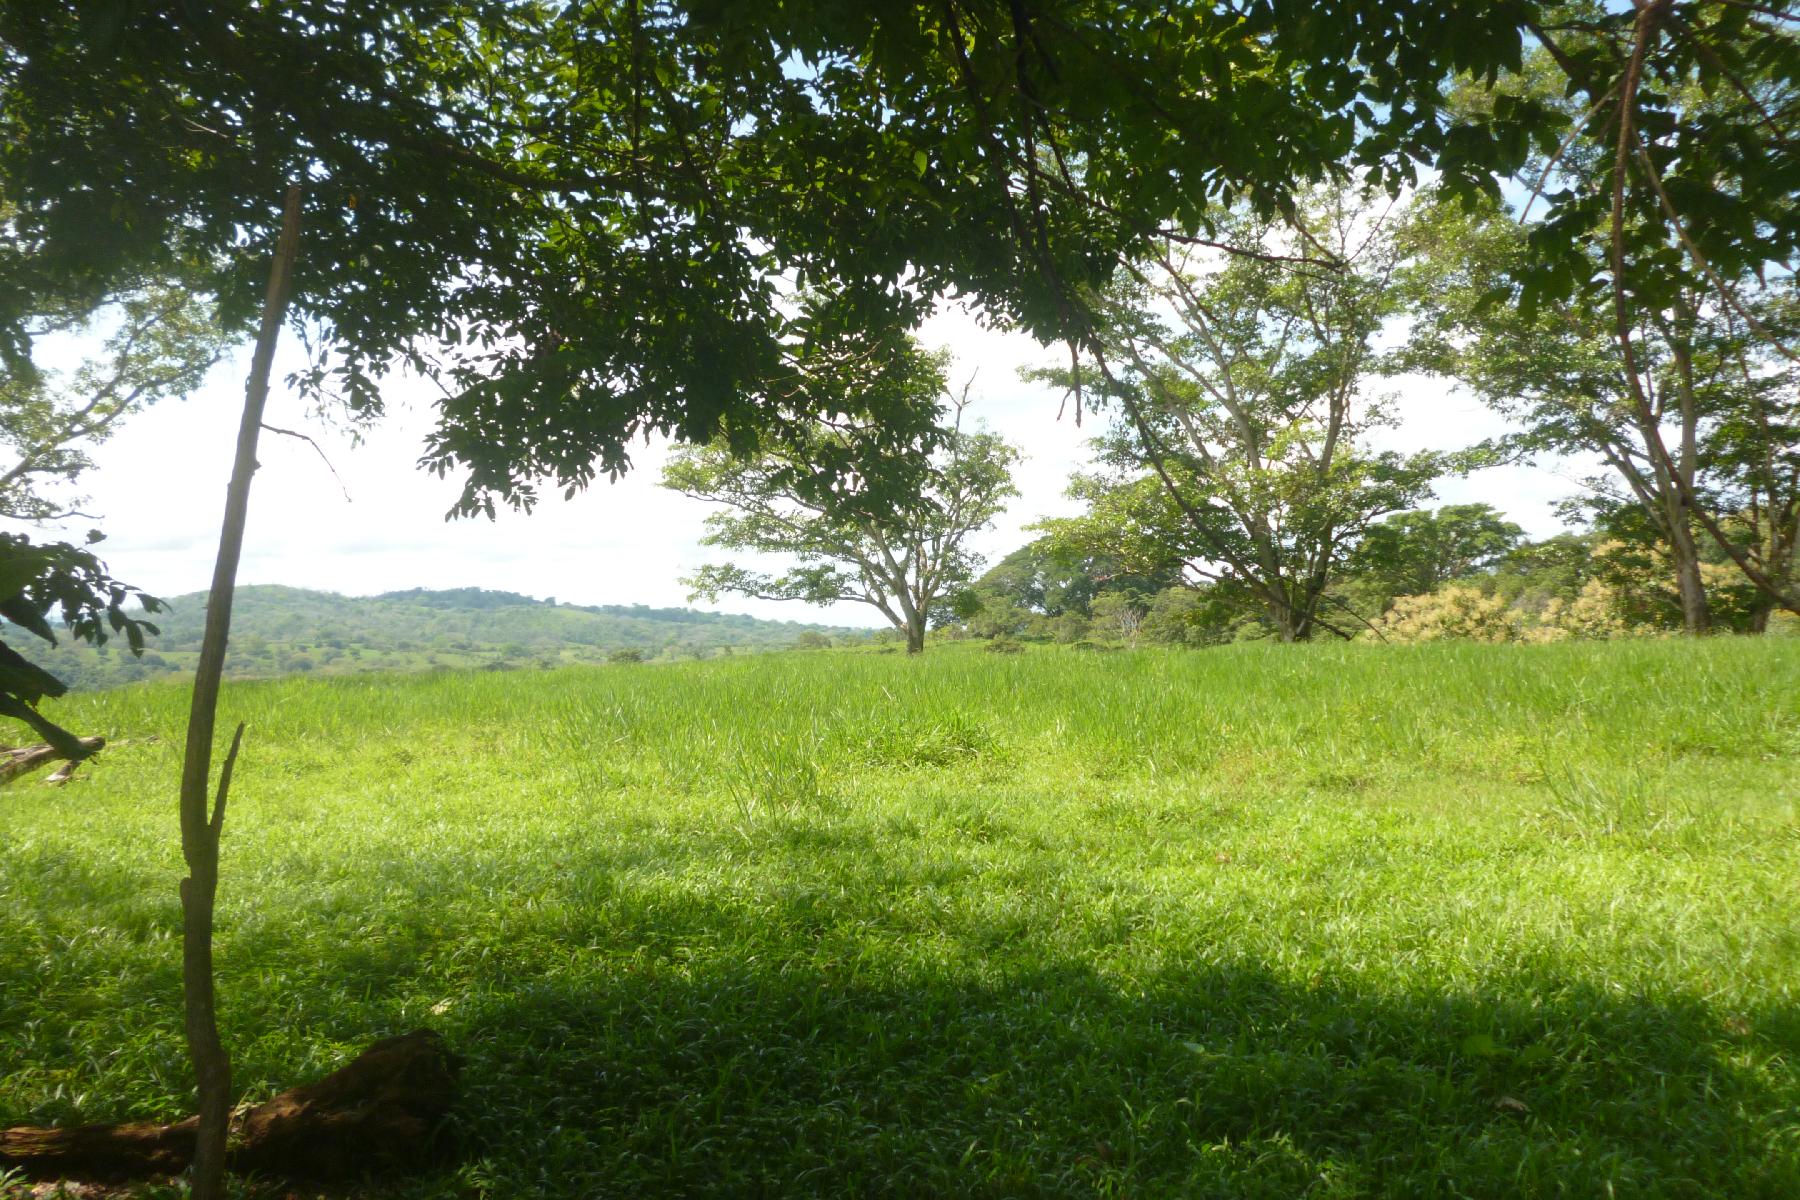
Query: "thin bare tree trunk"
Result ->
[[178, 184, 302, 1200], [1665, 318, 1713, 635]]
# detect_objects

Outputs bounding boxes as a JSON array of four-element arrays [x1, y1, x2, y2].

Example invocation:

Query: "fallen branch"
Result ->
[[45, 758, 85, 786], [1, 736, 104, 786], [0, 1029, 460, 1184]]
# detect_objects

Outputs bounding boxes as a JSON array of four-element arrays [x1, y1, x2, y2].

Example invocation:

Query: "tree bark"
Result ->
[[1665, 497, 1712, 635], [1664, 316, 1712, 635], [0, 684, 91, 765], [1271, 596, 1301, 643], [0, 1030, 459, 1184], [177, 183, 303, 1200], [904, 617, 926, 654]]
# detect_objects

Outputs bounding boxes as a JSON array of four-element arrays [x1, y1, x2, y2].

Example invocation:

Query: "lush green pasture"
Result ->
[[2, 641, 1797, 1197]]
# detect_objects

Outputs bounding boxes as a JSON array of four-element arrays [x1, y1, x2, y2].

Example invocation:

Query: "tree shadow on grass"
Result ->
[[162, 814, 1799, 1196], [436, 906, 1798, 1198], [9, 817, 1796, 1198]]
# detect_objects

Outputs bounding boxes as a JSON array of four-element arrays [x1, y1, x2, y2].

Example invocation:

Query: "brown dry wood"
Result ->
[[0, 1030, 460, 1184], [0, 736, 104, 785]]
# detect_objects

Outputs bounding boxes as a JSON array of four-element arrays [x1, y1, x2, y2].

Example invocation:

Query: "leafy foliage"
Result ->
[[1364, 585, 1522, 644], [0, 531, 160, 753], [0, 281, 222, 753], [1337, 513, 1800, 642], [0, 285, 228, 521], [0, 0, 1568, 516], [666, 359, 1020, 652], [1036, 188, 1461, 641], [1415, 190, 1798, 630], [1347, 504, 1528, 607], [1426, 11, 1800, 627], [955, 535, 1181, 642], [1506, 3, 1800, 325]]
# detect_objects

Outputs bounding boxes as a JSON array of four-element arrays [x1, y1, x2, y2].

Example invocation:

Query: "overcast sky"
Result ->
[[13, 301, 1586, 628]]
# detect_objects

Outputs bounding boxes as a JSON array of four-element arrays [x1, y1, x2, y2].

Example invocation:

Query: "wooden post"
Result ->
[[177, 183, 302, 1200]]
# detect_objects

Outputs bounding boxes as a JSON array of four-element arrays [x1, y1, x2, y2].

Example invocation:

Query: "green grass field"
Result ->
[[3, 641, 1798, 1197]]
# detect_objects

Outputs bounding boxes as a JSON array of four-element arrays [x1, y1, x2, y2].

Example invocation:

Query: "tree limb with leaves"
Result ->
[[0, 284, 227, 521], [0, 0, 1578, 522], [0, 531, 161, 766], [0, 274, 222, 758]]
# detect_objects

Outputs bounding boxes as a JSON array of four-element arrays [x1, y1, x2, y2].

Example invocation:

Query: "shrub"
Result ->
[[1366, 586, 1517, 643], [966, 597, 1032, 640], [1089, 591, 1147, 642], [608, 647, 645, 664], [1529, 578, 1640, 641], [985, 637, 1025, 654], [1140, 586, 1205, 645]]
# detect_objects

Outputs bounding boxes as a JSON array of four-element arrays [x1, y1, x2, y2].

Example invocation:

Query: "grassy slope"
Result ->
[[1, 641, 1797, 1198]]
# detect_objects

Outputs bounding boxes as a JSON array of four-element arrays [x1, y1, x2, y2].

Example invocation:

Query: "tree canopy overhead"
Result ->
[[1, 0, 1568, 516], [1508, 1, 1800, 323]]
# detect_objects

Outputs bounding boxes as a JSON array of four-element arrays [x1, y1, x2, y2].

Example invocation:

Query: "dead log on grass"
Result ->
[[0, 1029, 460, 1184], [1, 736, 104, 786]]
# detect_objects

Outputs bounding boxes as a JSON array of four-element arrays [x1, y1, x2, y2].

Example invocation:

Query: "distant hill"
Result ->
[[12, 585, 873, 690]]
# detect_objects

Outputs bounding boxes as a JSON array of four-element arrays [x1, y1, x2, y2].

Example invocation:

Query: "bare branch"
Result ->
[[260, 423, 354, 501]]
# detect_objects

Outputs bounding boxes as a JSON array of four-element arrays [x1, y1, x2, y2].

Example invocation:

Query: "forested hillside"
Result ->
[[9, 586, 868, 690]]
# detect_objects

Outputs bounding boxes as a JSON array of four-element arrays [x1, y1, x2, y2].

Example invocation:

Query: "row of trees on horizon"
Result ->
[[673, 182, 1796, 650]]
